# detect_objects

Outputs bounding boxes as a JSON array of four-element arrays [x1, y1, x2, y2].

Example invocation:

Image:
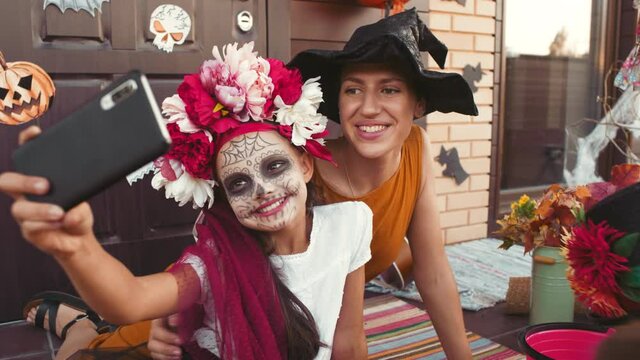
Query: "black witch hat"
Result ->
[[288, 8, 478, 123]]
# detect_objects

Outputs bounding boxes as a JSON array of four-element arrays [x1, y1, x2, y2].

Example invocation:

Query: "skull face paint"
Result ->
[[149, 4, 192, 53], [217, 131, 309, 233]]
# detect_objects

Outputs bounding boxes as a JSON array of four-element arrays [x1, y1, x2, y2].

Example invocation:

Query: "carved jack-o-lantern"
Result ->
[[0, 51, 56, 125]]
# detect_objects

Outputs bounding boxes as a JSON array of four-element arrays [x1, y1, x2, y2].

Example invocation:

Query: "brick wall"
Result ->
[[426, 0, 498, 243]]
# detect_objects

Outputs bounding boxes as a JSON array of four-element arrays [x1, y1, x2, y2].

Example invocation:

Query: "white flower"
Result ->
[[161, 95, 213, 141], [273, 77, 328, 146], [161, 95, 198, 133], [152, 159, 217, 209], [299, 77, 324, 110]]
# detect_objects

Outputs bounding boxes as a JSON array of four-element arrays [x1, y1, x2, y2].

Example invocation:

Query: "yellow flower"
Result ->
[[518, 194, 531, 206]]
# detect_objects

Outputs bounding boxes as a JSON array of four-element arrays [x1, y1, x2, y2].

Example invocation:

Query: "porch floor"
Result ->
[[0, 297, 553, 359]]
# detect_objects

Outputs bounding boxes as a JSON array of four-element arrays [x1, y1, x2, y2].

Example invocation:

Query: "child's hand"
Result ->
[[0, 126, 95, 258], [148, 314, 183, 360]]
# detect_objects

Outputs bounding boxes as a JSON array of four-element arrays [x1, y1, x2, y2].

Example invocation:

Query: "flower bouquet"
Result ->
[[496, 185, 590, 253], [496, 164, 640, 323], [496, 182, 591, 323]]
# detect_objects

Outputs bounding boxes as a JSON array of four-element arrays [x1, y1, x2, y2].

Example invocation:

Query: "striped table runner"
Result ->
[[365, 295, 524, 359]]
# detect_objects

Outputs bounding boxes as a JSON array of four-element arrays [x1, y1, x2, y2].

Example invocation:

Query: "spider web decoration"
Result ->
[[564, 88, 640, 186], [43, 0, 110, 17]]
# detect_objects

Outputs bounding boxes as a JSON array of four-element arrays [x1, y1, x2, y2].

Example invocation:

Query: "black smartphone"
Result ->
[[12, 71, 171, 210]]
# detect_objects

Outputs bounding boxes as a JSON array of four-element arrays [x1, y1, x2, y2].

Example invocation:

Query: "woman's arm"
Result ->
[[407, 128, 471, 360], [331, 265, 367, 360]]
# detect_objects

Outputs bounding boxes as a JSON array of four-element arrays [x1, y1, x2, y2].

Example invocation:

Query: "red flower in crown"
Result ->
[[165, 123, 215, 180], [263, 58, 303, 117], [178, 74, 240, 134]]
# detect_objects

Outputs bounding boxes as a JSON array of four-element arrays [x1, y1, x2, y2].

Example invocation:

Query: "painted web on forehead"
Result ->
[[220, 132, 277, 166]]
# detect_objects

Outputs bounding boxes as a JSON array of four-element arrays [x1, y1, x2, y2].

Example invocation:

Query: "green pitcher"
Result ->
[[529, 246, 575, 324]]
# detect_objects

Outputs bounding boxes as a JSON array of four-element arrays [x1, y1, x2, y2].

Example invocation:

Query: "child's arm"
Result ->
[[7, 184, 196, 324], [2, 126, 199, 323], [331, 265, 367, 360], [56, 229, 188, 324]]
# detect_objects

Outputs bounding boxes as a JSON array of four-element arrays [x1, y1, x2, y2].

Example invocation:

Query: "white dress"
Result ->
[[185, 201, 373, 359]]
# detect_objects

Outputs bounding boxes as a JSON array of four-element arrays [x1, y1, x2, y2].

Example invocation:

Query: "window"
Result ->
[[499, 0, 608, 211]]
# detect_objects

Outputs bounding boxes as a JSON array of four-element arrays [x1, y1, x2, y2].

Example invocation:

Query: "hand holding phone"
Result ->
[[12, 71, 171, 211]]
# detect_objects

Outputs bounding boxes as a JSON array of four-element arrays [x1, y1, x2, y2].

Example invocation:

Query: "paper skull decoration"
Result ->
[[0, 52, 55, 126], [149, 4, 192, 53]]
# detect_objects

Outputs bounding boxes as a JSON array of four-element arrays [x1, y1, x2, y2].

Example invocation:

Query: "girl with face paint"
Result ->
[[1, 44, 372, 360]]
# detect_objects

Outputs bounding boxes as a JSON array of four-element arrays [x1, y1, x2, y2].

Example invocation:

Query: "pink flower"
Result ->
[[263, 58, 303, 117], [178, 74, 239, 134], [165, 123, 214, 180], [565, 220, 630, 294], [200, 60, 246, 114], [200, 59, 230, 94], [236, 58, 273, 121], [203, 42, 273, 121]]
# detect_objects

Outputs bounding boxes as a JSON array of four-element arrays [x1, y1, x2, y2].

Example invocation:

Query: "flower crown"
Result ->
[[151, 42, 332, 208]]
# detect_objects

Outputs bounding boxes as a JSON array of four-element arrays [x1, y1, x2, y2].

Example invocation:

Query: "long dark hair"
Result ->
[[252, 181, 323, 359], [218, 181, 323, 359]]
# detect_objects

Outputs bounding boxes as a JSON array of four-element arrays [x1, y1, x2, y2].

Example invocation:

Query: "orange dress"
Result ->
[[87, 321, 152, 354], [87, 125, 423, 352], [312, 125, 423, 281]]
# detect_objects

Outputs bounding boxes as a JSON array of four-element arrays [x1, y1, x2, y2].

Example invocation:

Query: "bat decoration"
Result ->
[[436, 146, 469, 185], [462, 62, 486, 93], [43, 0, 110, 17], [443, 0, 467, 6]]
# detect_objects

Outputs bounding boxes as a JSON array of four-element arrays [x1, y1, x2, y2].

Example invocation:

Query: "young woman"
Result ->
[[2, 43, 371, 360], [289, 9, 479, 359]]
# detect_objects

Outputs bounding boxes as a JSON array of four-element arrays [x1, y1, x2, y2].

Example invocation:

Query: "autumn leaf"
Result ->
[[556, 206, 576, 227], [546, 184, 563, 193], [546, 232, 563, 247], [610, 164, 640, 188], [523, 232, 534, 253], [574, 185, 591, 202], [584, 182, 617, 211], [536, 199, 554, 218]]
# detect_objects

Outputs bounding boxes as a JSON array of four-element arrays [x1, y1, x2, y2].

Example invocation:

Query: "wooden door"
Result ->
[[0, 0, 282, 322]]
